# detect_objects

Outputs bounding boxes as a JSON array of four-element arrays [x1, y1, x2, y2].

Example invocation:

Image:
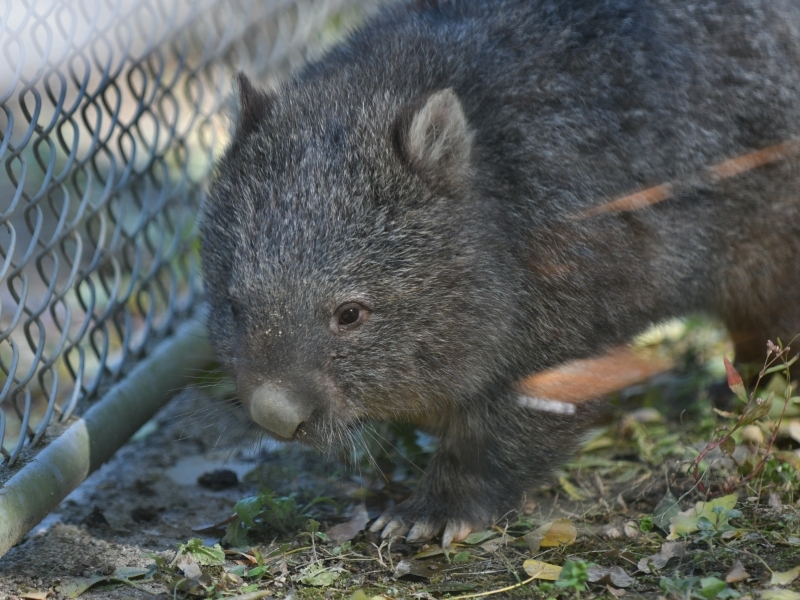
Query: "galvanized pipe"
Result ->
[[0, 318, 215, 557]]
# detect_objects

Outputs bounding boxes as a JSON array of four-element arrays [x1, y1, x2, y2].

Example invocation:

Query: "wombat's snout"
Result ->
[[244, 382, 313, 440]]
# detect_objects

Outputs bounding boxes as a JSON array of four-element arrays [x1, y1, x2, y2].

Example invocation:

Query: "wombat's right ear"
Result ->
[[227, 72, 271, 137], [392, 88, 473, 189]]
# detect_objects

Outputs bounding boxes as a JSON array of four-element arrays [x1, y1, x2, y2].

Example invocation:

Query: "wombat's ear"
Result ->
[[393, 88, 473, 188], [227, 72, 271, 137]]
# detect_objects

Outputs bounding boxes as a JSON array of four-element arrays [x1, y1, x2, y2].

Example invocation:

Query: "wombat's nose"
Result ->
[[246, 382, 312, 440]]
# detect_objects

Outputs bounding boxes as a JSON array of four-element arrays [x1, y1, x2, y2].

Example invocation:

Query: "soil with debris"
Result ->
[[1, 322, 799, 600]]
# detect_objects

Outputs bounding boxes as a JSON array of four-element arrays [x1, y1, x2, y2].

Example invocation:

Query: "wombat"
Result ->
[[201, 0, 800, 545]]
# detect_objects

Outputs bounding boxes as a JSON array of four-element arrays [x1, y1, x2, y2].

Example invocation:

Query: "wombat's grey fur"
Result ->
[[201, 0, 800, 544]]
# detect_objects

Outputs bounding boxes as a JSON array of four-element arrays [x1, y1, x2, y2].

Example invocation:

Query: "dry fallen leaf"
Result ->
[[412, 544, 458, 559], [786, 419, 800, 444], [523, 559, 563, 580], [653, 491, 681, 533], [726, 561, 751, 583], [394, 558, 444, 581], [326, 503, 369, 544], [623, 521, 640, 539], [760, 589, 800, 600], [607, 585, 627, 597], [524, 518, 577, 552], [742, 425, 765, 446], [352, 590, 391, 600], [20, 592, 50, 600], [177, 555, 202, 579], [480, 535, 513, 553], [587, 565, 635, 588], [770, 565, 800, 586], [559, 476, 590, 501], [637, 541, 687, 572]]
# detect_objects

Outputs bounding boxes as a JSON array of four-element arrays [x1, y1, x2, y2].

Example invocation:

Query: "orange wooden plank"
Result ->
[[515, 346, 673, 406]]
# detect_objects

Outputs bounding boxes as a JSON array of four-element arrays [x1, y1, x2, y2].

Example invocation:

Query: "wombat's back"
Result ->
[[318, 0, 800, 368]]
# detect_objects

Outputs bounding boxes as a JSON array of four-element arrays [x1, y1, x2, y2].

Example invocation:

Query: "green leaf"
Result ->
[[555, 559, 591, 591], [296, 563, 342, 587], [697, 517, 714, 531], [267, 543, 292, 558], [462, 530, 498, 545], [740, 392, 774, 426], [60, 576, 115, 598], [669, 493, 738, 539], [639, 515, 655, 533], [452, 551, 471, 563], [764, 363, 790, 376], [248, 565, 269, 578], [719, 436, 736, 456], [700, 576, 728, 599], [233, 495, 263, 528], [177, 538, 226, 566], [223, 520, 251, 548], [59, 568, 154, 599]]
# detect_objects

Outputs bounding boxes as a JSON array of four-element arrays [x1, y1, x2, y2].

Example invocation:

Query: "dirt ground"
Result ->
[[1, 323, 799, 600], [0, 388, 302, 598]]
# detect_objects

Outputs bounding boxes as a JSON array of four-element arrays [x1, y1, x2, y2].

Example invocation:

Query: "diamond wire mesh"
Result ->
[[0, 0, 372, 471]]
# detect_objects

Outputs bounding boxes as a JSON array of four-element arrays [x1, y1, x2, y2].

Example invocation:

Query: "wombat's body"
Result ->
[[201, 0, 800, 544]]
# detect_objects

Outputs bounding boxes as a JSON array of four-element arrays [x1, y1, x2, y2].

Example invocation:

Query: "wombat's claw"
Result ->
[[370, 514, 411, 539], [441, 520, 473, 548], [407, 520, 438, 542], [370, 511, 473, 547]]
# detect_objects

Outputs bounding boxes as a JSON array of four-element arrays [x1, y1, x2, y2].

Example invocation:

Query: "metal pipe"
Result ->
[[0, 317, 215, 557]]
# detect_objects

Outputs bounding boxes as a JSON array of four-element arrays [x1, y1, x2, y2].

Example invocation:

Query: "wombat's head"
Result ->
[[200, 74, 518, 449]]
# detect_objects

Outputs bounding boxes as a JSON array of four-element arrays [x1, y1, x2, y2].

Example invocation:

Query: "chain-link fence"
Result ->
[[0, 0, 373, 478]]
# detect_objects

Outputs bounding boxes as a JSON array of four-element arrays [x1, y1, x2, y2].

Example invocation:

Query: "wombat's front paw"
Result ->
[[369, 488, 504, 548], [370, 505, 479, 548]]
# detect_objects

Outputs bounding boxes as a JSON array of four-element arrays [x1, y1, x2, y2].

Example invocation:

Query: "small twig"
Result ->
[[371, 540, 388, 569], [447, 575, 537, 600], [386, 536, 395, 572], [718, 538, 774, 575]]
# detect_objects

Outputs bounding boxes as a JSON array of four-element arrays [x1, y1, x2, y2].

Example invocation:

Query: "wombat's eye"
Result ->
[[333, 302, 370, 331]]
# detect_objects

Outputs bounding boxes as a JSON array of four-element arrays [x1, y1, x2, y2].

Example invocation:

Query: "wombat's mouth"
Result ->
[[294, 422, 310, 441], [278, 415, 365, 452]]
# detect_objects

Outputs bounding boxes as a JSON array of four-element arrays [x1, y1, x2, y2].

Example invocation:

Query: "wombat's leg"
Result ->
[[729, 323, 800, 383], [728, 329, 774, 383], [370, 393, 583, 546], [724, 298, 800, 383]]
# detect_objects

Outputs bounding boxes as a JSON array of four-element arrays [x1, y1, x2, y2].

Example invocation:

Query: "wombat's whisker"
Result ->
[[363, 425, 424, 474]]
